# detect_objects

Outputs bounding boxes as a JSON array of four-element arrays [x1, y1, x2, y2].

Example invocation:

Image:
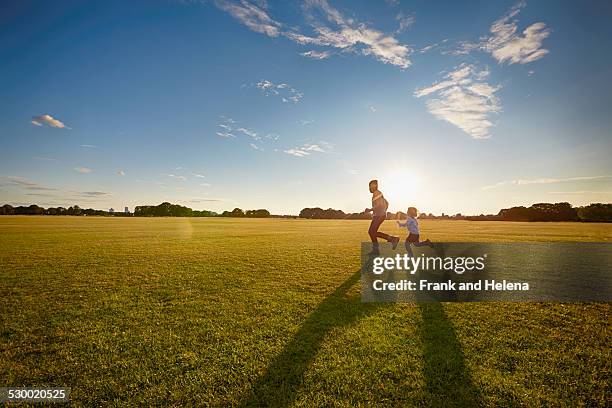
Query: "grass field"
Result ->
[[1, 216, 611, 407]]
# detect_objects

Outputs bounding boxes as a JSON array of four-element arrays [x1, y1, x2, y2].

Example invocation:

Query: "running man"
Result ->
[[365, 179, 399, 252]]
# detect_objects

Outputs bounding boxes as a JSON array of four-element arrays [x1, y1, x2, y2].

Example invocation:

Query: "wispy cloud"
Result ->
[[79, 191, 112, 197], [215, 0, 281, 37], [298, 119, 314, 126], [216, 117, 237, 138], [419, 38, 448, 53], [0, 176, 56, 191], [33, 156, 58, 162], [214, 0, 412, 69], [165, 174, 187, 181], [31, 114, 68, 129], [249, 143, 263, 151], [256, 80, 303, 103], [547, 191, 612, 195], [192, 173, 206, 178], [117, 170, 125, 176], [215, 117, 278, 148], [415, 64, 501, 139], [74, 167, 92, 174], [80, 144, 98, 149], [482, 175, 612, 190], [300, 50, 332, 59], [457, 1, 550, 65], [395, 12, 415, 33], [289, 0, 412, 68], [283, 142, 330, 158], [188, 197, 223, 203]]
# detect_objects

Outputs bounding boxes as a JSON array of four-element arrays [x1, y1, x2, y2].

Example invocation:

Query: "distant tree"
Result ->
[[229, 208, 245, 217], [299, 207, 346, 219], [577, 203, 612, 222], [246, 209, 270, 218]]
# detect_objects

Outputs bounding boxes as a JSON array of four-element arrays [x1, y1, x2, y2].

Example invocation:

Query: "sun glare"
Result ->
[[380, 169, 423, 211]]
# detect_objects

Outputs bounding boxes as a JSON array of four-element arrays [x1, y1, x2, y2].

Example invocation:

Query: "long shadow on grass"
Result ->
[[238, 269, 382, 407], [239, 262, 482, 407], [416, 302, 482, 407]]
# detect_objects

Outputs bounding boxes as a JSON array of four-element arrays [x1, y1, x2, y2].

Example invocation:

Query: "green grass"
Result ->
[[1, 217, 610, 407]]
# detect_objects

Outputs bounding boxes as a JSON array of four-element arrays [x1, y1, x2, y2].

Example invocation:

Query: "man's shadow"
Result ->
[[239, 254, 482, 407], [238, 269, 377, 407]]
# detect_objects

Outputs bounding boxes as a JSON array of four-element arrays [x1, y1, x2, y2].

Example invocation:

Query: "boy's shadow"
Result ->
[[416, 302, 482, 407], [238, 252, 482, 407]]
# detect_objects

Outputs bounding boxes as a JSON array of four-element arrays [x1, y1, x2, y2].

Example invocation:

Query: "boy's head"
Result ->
[[368, 179, 378, 193], [407, 207, 418, 217]]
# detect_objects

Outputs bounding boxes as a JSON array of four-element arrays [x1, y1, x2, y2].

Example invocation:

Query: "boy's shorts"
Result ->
[[407, 233, 420, 243]]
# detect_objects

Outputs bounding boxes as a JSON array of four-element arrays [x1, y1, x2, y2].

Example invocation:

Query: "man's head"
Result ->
[[369, 179, 378, 193]]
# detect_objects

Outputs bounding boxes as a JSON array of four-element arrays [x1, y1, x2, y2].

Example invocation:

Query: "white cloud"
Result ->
[[369, 105, 376, 112], [283, 142, 329, 157], [395, 12, 415, 33], [79, 191, 112, 197], [484, 2, 550, 64], [457, 1, 550, 65], [74, 167, 92, 174], [256, 80, 303, 103], [298, 119, 314, 126], [216, 118, 237, 138], [291, 0, 413, 68], [117, 170, 125, 176], [236, 127, 260, 139], [300, 50, 332, 59], [0, 176, 56, 191], [165, 174, 187, 181], [80, 144, 98, 149], [188, 197, 223, 202], [415, 64, 501, 139], [192, 173, 206, 178], [215, 0, 412, 69], [482, 175, 612, 190], [215, 117, 278, 148], [419, 38, 448, 53], [547, 191, 612, 195], [215, 0, 281, 37], [31, 114, 68, 128]]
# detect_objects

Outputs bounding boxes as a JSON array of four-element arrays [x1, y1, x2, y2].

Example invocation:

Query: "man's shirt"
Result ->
[[371, 191, 388, 217]]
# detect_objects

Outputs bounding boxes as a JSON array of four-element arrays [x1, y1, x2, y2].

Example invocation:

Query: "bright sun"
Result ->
[[379, 169, 423, 211]]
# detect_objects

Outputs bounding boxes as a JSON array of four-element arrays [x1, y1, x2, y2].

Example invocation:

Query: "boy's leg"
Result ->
[[405, 238, 414, 257], [414, 239, 434, 248]]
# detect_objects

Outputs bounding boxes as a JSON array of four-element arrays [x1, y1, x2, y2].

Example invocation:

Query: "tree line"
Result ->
[[1, 201, 610, 222], [0, 202, 270, 218], [298, 203, 611, 222]]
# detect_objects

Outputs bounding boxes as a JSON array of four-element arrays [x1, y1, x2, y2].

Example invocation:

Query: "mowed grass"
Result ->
[[0, 217, 610, 407]]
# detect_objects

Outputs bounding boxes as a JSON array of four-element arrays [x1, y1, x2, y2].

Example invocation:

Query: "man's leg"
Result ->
[[370, 216, 399, 249], [368, 216, 385, 243]]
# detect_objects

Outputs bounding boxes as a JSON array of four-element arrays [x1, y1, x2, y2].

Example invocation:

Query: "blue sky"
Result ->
[[1, 0, 611, 215]]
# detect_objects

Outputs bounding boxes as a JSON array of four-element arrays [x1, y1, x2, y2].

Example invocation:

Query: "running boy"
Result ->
[[397, 207, 434, 256]]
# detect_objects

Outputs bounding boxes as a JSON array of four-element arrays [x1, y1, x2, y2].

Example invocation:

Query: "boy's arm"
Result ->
[[397, 220, 407, 227]]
